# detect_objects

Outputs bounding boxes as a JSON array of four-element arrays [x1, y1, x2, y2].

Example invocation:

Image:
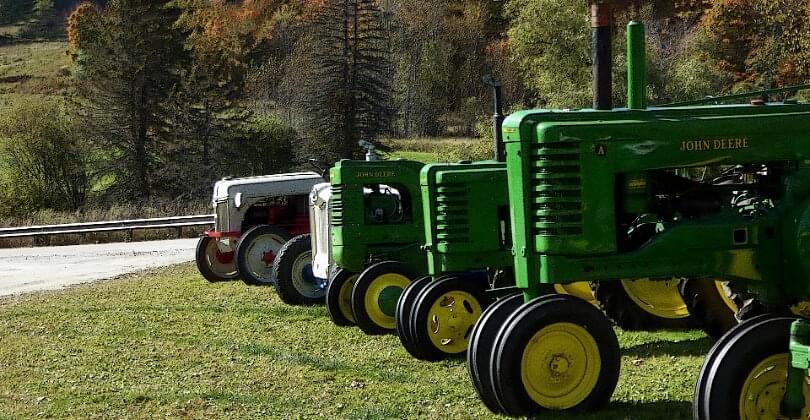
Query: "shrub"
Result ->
[[0, 99, 89, 217], [222, 116, 297, 176]]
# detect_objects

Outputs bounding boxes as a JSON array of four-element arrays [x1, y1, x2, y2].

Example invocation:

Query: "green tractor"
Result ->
[[467, 16, 810, 417], [396, 159, 600, 361], [324, 158, 428, 334]]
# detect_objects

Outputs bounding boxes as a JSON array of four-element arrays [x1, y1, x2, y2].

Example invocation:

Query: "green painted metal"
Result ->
[[420, 161, 513, 276], [787, 319, 810, 416], [626, 21, 647, 110], [378, 286, 401, 317], [329, 159, 428, 273], [504, 103, 810, 300]]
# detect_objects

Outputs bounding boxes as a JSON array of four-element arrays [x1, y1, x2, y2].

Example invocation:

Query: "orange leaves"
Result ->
[[67, 1, 98, 49]]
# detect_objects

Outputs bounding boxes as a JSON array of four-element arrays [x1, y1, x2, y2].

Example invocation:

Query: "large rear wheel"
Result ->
[[235, 225, 290, 286], [679, 278, 738, 339], [351, 261, 413, 335], [553, 282, 598, 307], [593, 278, 693, 330], [195, 236, 238, 282], [694, 315, 805, 419], [490, 294, 620, 417]]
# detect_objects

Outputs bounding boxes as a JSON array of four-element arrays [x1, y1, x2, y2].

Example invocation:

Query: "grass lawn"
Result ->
[[0, 264, 709, 419]]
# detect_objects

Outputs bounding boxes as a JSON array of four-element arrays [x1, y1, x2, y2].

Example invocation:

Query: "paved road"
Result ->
[[0, 238, 199, 297]]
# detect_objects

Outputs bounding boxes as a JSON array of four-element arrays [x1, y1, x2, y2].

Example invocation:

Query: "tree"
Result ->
[[304, 0, 394, 159], [0, 99, 88, 217], [702, 0, 810, 90], [71, 0, 188, 199], [390, 0, 451, 136], [0, 0, 33, 25]]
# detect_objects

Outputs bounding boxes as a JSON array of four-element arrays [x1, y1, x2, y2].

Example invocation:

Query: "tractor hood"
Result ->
[[211, 172, 324, 203]]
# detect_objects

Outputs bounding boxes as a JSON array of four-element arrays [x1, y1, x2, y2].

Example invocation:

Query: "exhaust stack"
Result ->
[[483, 75, 505, 162], [591, 2, 613, 110], [627, 21, 647, 110]]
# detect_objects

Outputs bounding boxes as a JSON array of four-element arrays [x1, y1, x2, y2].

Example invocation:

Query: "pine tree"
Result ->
[[73, 0, 188, 199], [305, 0, 394, 160]]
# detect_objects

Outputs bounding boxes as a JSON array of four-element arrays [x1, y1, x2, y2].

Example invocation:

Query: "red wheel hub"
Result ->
[[216, 251, 234, 264], [262, 251, 276, 265]]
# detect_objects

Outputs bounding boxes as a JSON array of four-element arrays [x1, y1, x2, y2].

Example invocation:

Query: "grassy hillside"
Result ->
[[0, 41, 71, 106], [0, 264, 707, 419]]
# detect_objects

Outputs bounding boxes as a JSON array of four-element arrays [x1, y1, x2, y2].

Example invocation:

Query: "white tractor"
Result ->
[[195, 172, 324, 286], [269, 141, 380, 307], [265, 182, 333, 305]]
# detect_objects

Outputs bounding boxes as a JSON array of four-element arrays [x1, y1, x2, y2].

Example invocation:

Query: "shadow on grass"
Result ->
[[537, 401, 692, 420], [622, 337, 714, 358]]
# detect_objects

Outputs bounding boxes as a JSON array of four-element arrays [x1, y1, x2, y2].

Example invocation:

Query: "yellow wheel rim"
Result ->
[[521, 322, 601, 410], [554, 282, 598, 307], [714, 280, 738, 312], [621, 278, 690, 319], [364, 273, 410, 330], [739, 353, 810, 419], [339, 274, 359, 323], [425, 290, 483, 355]]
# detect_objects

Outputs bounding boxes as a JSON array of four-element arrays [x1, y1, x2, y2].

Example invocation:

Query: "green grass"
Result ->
[[0, 264, 708, 419], [387, 150, 444, 163], [0, 41, 71, 104]]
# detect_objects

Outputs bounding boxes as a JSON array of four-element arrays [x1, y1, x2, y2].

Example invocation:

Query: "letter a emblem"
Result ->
[[595, 144, 607, 157]]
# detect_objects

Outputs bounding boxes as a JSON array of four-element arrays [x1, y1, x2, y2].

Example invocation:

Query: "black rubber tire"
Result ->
[[395, 276, 434, 359], [491, 294, 621, 417], [235, 225, 291, 286], [694, 315, 797, 420], [467, 292, 523, 415], [195, 236, 239, 282], [592, 279, 694, 330], [678, 278, 738, 339], [410, 275, 491, 361], [272, 234, 323, 306], [351, 261, 414, 335], [325, 268, 359, 326]]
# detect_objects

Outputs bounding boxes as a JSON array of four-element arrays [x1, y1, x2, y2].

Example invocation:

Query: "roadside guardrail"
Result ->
[[0, 215, 215, 246]]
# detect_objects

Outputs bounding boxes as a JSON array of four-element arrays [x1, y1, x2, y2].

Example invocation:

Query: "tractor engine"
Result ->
[[616, 164, 781, 253]]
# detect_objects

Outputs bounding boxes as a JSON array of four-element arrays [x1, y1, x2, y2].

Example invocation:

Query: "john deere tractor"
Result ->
[[467, 13, 810, 417], [324, 158, 428, 334], [394, 111, 598, 361]]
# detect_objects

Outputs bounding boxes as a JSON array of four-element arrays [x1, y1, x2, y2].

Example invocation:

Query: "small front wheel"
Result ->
[[325, 268, 360, 326], [467, 292, 524, 415], [490, 294, 620, 416], [410, 275, 490, 361], [195, 236, 238, 282], [273, 234, 324, 305], [395, 276, 434, 359], [351, 261, 413, 335]]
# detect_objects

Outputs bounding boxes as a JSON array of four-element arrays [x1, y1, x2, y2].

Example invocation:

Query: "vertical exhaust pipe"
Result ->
[[626, 21, 647, 110], [591, 1, 613, 110], [483, 75, 505, 162]]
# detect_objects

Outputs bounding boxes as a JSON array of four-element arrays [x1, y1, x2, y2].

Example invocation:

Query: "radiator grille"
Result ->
[[530, 141, 583, 236], [330, 185, 344, 226], [215, 201, 229, 232], [434, 182, 469, 245]]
